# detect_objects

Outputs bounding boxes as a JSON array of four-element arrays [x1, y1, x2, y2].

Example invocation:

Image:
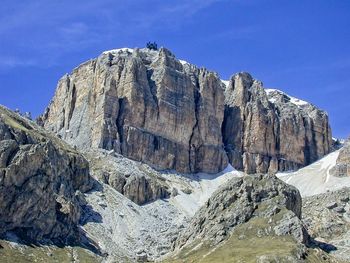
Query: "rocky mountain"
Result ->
[[39, 47, 332, 175], [0, 105, 92, 243], [174, 174, 306, 248], [0, 46, 346, 263]]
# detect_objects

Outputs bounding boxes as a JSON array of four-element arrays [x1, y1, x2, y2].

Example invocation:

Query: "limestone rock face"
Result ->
[[40, 48, 227, 174], [0, 106, 92, 242], [331, 138, 350, 177], [222, 72, 332, 174], [174, 174, 307, 250], [86, 150, 170, 205], [40, 48, 332, 174]]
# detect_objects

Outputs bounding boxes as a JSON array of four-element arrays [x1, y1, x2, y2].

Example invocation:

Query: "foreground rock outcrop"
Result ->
[[166, 174, 339, 262], [39, 47, 332, 174], [0, 106, 92, 242], [303, 187, 350, 261], [174, 174, 306, 250]]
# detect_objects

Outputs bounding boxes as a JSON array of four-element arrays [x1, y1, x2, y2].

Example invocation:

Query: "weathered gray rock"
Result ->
[[0, 106, 92, 242], [86, 150, 170, 205], [331, 138, 350, 177], [222, 73, 332, 174], [302, 188, 350, 262], [40, 48, 332, 174], [40, 48, 227, 174], [174, 174, 307, 250]]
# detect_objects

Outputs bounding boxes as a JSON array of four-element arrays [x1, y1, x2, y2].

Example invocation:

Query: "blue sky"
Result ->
[[0, 0, 349, 138]]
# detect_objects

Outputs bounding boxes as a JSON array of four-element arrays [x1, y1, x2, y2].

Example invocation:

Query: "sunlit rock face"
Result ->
[[40, 47, 332, 174], [40, 47, 227, 174], [222, 72, 332, 174]]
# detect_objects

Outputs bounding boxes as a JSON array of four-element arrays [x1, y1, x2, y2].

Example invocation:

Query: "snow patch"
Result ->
[[166, 164, 243, 216], [179, 59, 189, 65], [102, 48, 134, 54], [221, 80, 229, 87], [265, 88, 308, 107], [81, 162, 243, 261], [277, 150, 350, 197]]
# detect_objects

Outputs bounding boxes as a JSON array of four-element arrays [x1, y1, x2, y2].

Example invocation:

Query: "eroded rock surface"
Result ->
[[86, 150, 170, 205], [303, 188, 350, 261], [40, 48, 227, 174], [40, 47, 332, 174], [222, 73, 332, 174], [0, 106, 92, 242]]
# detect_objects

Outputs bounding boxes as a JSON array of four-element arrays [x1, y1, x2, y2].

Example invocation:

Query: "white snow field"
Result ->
[[278, 150, 350, 197], [265, 88, 309, 107]]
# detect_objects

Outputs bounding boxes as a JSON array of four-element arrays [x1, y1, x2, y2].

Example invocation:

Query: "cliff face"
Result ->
[[0, 106, 92, 242], [40, 47, 332, 174], [222, 73, 332, 174], [40, 48, 227, 174]]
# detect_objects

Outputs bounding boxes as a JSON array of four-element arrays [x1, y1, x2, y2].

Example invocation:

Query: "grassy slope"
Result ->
[[0, 240, 101, 263], [165, 211, 343, 263]]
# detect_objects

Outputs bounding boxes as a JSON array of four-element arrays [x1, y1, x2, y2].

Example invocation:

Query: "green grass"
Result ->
[[165, 210, 342, 263], [0, 240, 101, 263]]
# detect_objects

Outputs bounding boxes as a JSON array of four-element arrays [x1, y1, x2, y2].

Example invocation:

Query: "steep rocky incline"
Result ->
[[174, 174, 306, 250], [0, 106, 92, 242], [166, 174, 339, 262], [331, 138, 350, 177], [40, 47, 332, 174], [222, 74, 332, 174], [85, 149, 170, 205]]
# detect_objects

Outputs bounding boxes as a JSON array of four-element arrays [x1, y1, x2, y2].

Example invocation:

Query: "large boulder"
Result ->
[[0, 106, 92, 242]]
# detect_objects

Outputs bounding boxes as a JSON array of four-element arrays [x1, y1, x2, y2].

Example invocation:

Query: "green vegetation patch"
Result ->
[[0, 240, 101, 263]]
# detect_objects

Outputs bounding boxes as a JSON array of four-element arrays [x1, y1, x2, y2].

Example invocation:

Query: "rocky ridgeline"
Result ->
[[39, 47, 332, 174], [0, 106, 92, 242]]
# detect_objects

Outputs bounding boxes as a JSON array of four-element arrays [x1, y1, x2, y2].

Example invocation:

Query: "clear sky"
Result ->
[[0, 0, 349, 138]]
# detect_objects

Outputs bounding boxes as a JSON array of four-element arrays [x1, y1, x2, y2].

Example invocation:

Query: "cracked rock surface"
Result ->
[[0, 105, 92, 242], [39, 47, 332, 174]]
